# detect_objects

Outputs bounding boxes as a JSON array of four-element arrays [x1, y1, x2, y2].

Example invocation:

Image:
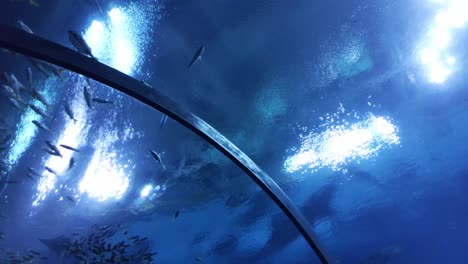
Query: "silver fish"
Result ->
[[59, 144, 80, 152], [187, 46, 205, 69], [160, 114, 168, 128], [32, 120, 53, 135], [44, 166, 57, 175], [17, 20, 33, 34], [83, 86, 92, 109], [68, 30, 96, 59], [29, 104, 53, 119], [91, 98, 114, 104], [45, 140, 62, 157], [149, 149, 166, 170], [64, 104, 77, 123]]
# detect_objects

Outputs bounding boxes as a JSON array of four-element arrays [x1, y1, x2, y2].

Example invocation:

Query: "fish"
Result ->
[[29, 104, 53, 119], [32, 120, 53, 135], [27, 167, 41, 176], [64, 104, 77, 123], [7, 97, 22, 111], [83, 86, 92, 109], [160, 114, 168, 128], [68, 30, 96, 59], [44, 166, 57, 175], [195, 257, 203, 262], [26, 173, 36, 181], [66, 196, 76, 203], [31, 87, 50, 108], [45, 140, 62, 156], [91, 98, 114, 104], [26, 67, 33, 89], [187, 46, 205, 69], [43, 148, 61, 157], [67, 157, 75, 171], [40, 62, 65, 83], [1, 84, 16, 99], [60, 144, 80, 152], [17, 20, 33, 34], [149, 149, 166, 170], [27, 57, 52, 78], [3, 72, 27, 94], [173, 210, 180, 221]]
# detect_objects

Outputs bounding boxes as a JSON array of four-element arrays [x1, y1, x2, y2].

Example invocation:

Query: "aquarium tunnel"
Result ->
[[0, 1, 467, 263]]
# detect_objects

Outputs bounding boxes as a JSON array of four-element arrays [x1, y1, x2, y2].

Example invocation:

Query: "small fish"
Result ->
[[160, 114, 168, 128], [66, 196, 76, 203], [42, 148, 61, 157], [39, 62, 65, 83], [123, 230, 128, 235], [29, 104, 53, 119], [27, 167, 41, 176], [187, 46, 205, 69], [68, 30, 96, 59], [7, 97, 22, 111], [44, 166, 57, 175], [173, 210, 180, 221], [27, 57, 52, 78], [26, 67, 33, 89], [32, 120, 53, 135], [83, 86, 92, 109], [31, 87, 50, 108], [67, 157, 75, 171], [17, 20, 33, 34], [3, 72, 25, 95], [60, 144, 80, 152], [45, 140, 62, 156], [64, 104, 77, 123], [2, 84, 16, 97], [92, 98, 114, 104], [26, 173, 36, 181], [149, 149, 166, 170], [195, 257, 202, 262]]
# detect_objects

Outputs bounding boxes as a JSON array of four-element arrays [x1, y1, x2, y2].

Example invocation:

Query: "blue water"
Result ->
[[1, 0, 468, 263]]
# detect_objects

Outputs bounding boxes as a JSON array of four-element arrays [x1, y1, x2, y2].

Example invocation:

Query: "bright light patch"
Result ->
[[83, 20, 106, 57], [83, 1, 161, 75], [33, 95, 88, 206], [416, 0, 468, 83], [7, 78, 58, 169], [140, 184, 153, 198], [6, 108, 40, 166], [284, 115, 399, 173], [79, 150, 129, 202]]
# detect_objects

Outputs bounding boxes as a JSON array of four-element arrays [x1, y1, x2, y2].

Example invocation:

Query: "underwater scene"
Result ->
[[0, 0, 468, 263]]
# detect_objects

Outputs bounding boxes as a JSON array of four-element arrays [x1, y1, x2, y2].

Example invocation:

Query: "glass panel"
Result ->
[[5, 0, 467, 263], [0, 14, 320, 263]]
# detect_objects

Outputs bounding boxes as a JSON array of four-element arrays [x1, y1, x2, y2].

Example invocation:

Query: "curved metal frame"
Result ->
[[0, 25, 329, 263]]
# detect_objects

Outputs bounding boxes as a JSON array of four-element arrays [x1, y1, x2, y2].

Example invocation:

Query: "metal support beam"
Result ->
[[0, 25, 329, 263]]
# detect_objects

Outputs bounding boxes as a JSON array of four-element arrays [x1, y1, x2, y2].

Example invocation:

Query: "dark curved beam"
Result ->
[[0, 25, 329, 263]]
